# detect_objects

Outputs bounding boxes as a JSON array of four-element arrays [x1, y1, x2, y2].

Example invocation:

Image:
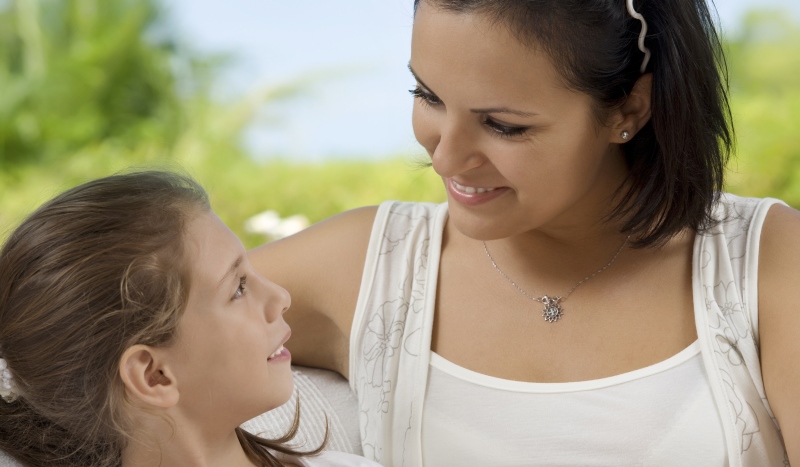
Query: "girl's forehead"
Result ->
[[183, 212, 240, 286]]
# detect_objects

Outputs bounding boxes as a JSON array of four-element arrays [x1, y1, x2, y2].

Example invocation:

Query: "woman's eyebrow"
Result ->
[[408, 64, 538, 118], [471, 107, 538, 118], [407, 64, 436, 94]]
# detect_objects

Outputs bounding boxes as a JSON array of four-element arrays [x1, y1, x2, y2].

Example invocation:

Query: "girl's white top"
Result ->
[[349, 195, 790, 467], [278, 451, 383, 466]]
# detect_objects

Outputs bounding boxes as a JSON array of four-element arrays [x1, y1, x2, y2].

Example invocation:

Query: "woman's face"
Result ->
[[410, 2, 629, 240], [167, 210, 293, 426]]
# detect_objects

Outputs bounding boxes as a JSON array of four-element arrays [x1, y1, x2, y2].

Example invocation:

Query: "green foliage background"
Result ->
[[0, 0, 798, 248], [725, 11, 800, 203]]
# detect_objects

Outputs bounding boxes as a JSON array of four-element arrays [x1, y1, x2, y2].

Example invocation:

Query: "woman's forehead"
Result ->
[[410, 5, 576, 109]]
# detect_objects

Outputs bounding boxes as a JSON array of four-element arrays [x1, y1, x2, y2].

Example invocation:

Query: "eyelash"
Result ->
[[483, 119, 529, 139], [409, 87, 441, 107], [233, 275, 247, 301], [408, 86, 530, 139]]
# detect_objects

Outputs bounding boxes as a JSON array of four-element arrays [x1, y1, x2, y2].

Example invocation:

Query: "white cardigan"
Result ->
[[350, 195, 789, 467]]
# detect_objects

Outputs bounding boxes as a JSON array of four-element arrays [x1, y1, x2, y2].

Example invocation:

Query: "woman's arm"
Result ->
[[248, 206, 378, 378], [759, 203, 800, 463]]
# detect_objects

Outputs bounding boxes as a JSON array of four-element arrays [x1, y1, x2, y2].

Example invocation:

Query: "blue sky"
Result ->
[[167, 0, 800, 161]]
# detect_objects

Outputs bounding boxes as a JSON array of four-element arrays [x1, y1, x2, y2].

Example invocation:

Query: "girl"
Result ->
[[0, 171, 380, 467], [249, 0, 799, 465]]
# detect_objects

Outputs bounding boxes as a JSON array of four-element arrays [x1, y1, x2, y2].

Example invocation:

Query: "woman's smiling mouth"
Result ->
[[452, 180, 497, 194], [447, 178, 509, 206]]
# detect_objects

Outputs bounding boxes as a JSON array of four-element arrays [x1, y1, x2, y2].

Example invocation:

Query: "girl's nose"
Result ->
[[262, 276, 291, 322]]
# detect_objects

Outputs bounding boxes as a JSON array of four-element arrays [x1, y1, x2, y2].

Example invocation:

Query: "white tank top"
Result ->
[[422, 341, 728, 466], [351, 197, 790, 466]]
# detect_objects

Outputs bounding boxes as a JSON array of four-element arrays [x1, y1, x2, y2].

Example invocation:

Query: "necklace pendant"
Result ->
[[541, 295, 563, 323]]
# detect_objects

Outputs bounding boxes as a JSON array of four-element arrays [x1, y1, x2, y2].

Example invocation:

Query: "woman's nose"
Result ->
[[429, 118, 484, 178]]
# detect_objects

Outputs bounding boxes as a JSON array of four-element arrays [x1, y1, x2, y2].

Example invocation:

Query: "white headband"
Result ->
[[626, 0, 652, 73], [0, 357, 18, 403]]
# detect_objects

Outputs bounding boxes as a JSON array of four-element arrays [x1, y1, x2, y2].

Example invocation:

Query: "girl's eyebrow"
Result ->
[[407, 64, 538, 118], [217, 255, 243, 289]]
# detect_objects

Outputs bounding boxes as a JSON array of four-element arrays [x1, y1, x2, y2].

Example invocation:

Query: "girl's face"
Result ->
[[167, 210, 293, 426], [410, 3, 629, 240]]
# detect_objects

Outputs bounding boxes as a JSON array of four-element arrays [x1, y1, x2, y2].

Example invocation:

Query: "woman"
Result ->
[[249, 0, 798, 465], [0, 172, 380, 467]]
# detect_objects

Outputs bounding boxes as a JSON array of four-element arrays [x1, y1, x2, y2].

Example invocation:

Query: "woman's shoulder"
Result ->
[[248, 205, 381, 305], [759, 197, 800, 247], [381, 199, 445, 215], [754, 199, 800, 458], [249, 201, 443, 274], [702, 193, 787, 248], [713, 192, 783, 221], [757, 199, 800, 322], [250, 205, 379, 268], [247, 206, 380, 373], [247, 202, 444, 374]]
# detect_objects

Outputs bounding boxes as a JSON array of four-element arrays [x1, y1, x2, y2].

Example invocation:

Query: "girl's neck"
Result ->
[[122, 423, 255, 467]]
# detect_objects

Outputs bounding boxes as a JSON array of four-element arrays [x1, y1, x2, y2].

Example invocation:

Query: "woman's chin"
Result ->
[[447, 208, 517, 242]]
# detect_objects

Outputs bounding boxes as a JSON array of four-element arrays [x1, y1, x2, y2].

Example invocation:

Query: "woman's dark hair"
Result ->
[[0, 171, 325, 466], [415, 0, 732, 247]]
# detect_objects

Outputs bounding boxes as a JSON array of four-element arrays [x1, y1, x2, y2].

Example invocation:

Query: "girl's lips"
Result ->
[[446, 178, 509, 206], [267, 347, 291, 363], [267, 330, 291, 362]]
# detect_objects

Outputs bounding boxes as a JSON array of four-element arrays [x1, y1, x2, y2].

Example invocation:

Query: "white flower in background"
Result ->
[[244, 210, 310, 240]]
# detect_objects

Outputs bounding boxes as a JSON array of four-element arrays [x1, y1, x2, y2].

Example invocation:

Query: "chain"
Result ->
[[483, 236, 630, 322]]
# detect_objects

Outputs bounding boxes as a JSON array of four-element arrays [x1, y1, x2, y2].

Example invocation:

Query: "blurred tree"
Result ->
[[0, 0, 334, 243], [0, 0, 184, 167], [724, 10, 800, 207], [726, 11, 800, 94], [0, 3, 797, 246]]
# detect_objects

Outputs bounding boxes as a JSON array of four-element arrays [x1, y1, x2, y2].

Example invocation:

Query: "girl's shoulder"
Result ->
[[282, 450, 384, 467]]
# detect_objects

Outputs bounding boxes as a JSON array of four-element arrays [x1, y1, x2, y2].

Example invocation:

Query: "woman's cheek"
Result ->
[[412, 104, 440, 156]]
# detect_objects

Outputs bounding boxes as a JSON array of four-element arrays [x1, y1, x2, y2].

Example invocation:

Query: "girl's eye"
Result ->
[[409, 87, 442, 107], [483, 118, 530, 139], [232, 275, 247, 301]]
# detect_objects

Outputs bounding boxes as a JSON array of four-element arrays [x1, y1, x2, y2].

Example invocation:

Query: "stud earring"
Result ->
[[621, 130, 630, 140]]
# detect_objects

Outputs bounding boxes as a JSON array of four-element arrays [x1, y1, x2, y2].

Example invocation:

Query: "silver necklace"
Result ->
[[483, 236, 630, 323]]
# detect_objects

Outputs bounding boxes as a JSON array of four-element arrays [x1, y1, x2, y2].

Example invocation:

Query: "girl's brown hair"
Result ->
[[0, 171, 325, 466]]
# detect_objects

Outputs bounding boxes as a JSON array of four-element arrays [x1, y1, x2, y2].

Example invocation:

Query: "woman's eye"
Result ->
[[232, 275, 247, 300], [483, 118, 530, 139], [409, 87, 442, 107], [408, 85, 528, 138]]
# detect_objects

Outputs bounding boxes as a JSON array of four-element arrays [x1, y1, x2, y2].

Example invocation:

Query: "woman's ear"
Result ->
[[119, 345, 179, 409], [610, 72, 652, 143]]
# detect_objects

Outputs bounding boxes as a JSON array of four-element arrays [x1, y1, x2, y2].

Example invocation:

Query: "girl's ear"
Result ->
[[119, 345, 179, 409], [610, 73, 653, 143]]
